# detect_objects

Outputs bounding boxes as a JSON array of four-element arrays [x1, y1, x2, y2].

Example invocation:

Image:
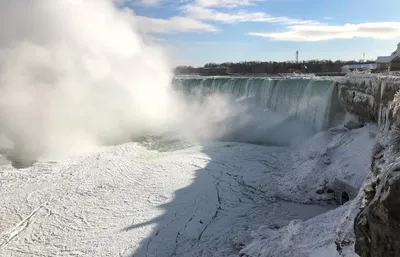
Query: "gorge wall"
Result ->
[[337, 74, 400, 128], [336, 74, 400, 257]]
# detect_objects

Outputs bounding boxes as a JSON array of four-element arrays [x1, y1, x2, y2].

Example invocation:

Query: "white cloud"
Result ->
[[135, 16, 219, 34], [117, 0, 316, 34], [194, 0, 262, 8], [122, 0, 263, 8], [249, 22, 400, 41], [136, 0, 163, 7], [183, 4, 316, 24], [114, 0, 166, 7], [112, 1, 220, 34]]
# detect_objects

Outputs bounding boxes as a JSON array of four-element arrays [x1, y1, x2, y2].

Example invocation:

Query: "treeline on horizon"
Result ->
[[174, 59, 376, 75]]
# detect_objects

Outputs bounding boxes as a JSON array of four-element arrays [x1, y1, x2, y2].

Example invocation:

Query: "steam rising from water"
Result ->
[[0, 0, 312, 166]]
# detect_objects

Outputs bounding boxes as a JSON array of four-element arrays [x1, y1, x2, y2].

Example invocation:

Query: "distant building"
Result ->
[[341, 63, 377, 73], [376, 42, 400, 71], [376, 56, 391, 70]]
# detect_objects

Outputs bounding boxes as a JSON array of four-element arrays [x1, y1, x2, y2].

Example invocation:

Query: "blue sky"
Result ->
[[121, 0, 400, 66]]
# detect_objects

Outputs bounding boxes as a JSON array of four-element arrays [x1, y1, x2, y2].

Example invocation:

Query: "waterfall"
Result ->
[[174, 77, 343, 133]]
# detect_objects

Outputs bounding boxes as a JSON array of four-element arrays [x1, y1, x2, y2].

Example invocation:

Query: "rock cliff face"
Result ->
[[354, 142, 400, 257], [337, 74, 400, 257], [337, 74, 400, 126]]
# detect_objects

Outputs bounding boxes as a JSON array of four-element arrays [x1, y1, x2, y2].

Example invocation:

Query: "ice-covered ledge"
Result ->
[[336, 73, 400, 129]]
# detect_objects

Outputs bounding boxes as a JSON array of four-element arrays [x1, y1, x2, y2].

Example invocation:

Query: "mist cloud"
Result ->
[[0, 0, 179, 163], [0, 0, 310, 167]]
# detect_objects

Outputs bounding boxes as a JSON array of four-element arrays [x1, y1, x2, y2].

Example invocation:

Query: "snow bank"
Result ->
[[261, 124, 377, 204], [240, 192, 363, 257], [239, 205, 349, 257], [237, 123, 379, 257]]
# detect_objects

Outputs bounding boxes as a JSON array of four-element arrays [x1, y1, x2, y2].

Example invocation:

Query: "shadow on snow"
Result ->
[[124, 142, 334, 257]]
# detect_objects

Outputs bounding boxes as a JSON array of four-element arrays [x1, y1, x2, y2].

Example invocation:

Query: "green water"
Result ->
[[173, 77, 341, 132]]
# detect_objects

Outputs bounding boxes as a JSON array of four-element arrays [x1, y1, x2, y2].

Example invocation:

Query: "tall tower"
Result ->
[[363, 53, 366, 62], [296, 50, 299, 63]]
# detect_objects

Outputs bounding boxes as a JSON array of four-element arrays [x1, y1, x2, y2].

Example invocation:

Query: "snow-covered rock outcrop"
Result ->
[[335, 74, 400, 257], [337, 74, 400, 127], [354, 90, 400, 257]]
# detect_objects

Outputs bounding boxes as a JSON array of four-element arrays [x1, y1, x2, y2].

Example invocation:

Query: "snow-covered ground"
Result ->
[[0, 124, 377, 257]]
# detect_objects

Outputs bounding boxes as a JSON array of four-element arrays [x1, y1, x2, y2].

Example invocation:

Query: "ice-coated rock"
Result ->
[[337, 74, 400, 127], [354, 84, 400, 257]]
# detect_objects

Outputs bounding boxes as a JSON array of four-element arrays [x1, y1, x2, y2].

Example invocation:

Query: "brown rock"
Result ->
[[355, 162, 400, 257]]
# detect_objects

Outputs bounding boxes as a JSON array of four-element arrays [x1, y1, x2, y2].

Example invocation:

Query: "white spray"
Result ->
[[0, 0, 182, 162], [0, 0, 312, 167]]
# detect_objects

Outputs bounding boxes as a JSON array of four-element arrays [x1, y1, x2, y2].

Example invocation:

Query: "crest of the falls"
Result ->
[[174, 76, 343, 133]]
